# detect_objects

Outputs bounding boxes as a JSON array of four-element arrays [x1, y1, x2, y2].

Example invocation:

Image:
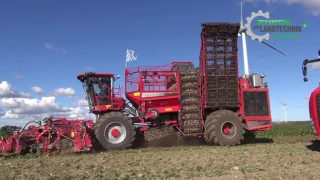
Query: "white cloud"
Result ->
[[85, 67, 92, 71], [53, 87, 76, 98], [44, 42, 53, 50], [1, 97, 94, 121], [0, 81, 30, 98], [44, 42, 67, 54], [53, 107, 95, 120], [0, 97, 69, 114], [31, 86, 44, 94], [244, 0, 320, 16], [0, 81, 94, 122], [0, 108, 4, 117], [13, 74, 23, 79], [76, 99, 88, 106], [0, 98, 21, 108]]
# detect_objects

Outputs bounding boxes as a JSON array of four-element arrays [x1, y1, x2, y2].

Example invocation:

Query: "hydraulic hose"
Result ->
[[19, 121, 40, 132]]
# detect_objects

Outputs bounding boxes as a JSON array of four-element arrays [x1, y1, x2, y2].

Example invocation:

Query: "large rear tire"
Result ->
[[94, 111, 136, 150], [204, 110, 245, 146]]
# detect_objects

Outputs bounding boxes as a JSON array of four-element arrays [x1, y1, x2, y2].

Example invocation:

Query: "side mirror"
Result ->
[[303, 66, 307, 76], [302, 66, 308, 82]]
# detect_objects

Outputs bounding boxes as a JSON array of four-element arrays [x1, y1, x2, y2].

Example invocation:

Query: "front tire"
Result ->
[[94, 111, 136, 150], [204, 110, 245, 146]]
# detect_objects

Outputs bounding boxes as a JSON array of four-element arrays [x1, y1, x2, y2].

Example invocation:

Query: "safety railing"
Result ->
[[125, 63, 178, 93]]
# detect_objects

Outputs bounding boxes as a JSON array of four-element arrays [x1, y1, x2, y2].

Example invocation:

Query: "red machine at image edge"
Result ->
[[302, 50, 320, 136]]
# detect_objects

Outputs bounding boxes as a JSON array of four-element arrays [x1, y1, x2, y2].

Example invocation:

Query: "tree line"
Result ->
[[0, 125, 22, 137]]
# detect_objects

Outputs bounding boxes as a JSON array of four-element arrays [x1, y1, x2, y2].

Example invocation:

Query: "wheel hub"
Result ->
[[104, 122, 127, 144], [111, 128, 120, 138], [221, 121, 237, 139], [223, 127, 230, 134]]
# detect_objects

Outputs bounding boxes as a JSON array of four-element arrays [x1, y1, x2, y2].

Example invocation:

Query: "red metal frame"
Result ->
[[125, 63, 183, 116], [198, 23, 272, 133], [199, 31, 206, 125], [238, 78, 272, 131], [308, 86, 320, 136], [77, 73, 125, 113], [199, 28, 207, 109]]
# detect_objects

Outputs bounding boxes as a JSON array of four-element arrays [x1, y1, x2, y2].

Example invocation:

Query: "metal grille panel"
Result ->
[[243, 91, 269, 116], [201, 23, 240, 108], [316, 95, 320, 125]]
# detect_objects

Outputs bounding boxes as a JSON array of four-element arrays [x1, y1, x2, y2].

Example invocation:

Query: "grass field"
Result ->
[[1, 121, 320, 180], [255, 121, 314, 138]]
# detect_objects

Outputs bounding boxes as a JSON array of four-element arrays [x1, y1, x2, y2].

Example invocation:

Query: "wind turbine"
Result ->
[[238, 0, 286, 77], [277, 97, 287, 123]]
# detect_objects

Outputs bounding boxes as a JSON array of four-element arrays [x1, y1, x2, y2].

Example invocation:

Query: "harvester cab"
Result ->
[[77, 72, 125, 114], [302, 51, 320, 136]]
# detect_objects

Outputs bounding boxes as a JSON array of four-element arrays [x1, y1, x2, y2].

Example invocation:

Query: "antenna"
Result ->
[[238, 0, 286, 77], [277, 97, 287, 123]]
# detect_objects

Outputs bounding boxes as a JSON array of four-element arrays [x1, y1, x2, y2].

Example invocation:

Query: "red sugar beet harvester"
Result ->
[[1, 23, 277, 156], [75, 23, 273, 151]]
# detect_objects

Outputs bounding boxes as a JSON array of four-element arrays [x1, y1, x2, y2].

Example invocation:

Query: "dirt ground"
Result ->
[[2, 134, 320, 180]]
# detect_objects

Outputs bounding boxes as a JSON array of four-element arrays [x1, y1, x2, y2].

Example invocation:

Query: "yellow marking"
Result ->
[[71, 131, 75, 138], [133, 92, 140, 96], [106, 105, 111, 108], [165, 108, 172, 111]]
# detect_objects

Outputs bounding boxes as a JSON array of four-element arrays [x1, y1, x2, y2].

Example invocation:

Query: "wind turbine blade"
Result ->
[[243, 34, 286, 56], [260, 40, 286, 56], [277, 97, 284, 105]]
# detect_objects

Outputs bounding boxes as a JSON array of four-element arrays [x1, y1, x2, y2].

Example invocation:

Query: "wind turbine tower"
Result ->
[[237, 0, 286, 78], [278, 98, 287, 123]]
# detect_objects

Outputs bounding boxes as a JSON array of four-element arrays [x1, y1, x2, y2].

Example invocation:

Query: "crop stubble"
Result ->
[[0, 122, 318, 179]]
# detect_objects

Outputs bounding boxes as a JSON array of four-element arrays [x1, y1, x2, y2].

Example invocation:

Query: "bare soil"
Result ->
[[2, 134, 320, 180]]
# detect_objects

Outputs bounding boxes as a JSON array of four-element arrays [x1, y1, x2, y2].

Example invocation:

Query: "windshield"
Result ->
[[86, 76, 113, 106], [83, 79, 93, 109]]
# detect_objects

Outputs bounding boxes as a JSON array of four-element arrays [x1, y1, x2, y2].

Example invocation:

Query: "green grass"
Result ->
[[255, 121, 314, 138]]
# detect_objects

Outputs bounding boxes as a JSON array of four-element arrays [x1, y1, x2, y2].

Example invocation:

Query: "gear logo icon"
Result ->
[[244, 10, 270, 42]]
